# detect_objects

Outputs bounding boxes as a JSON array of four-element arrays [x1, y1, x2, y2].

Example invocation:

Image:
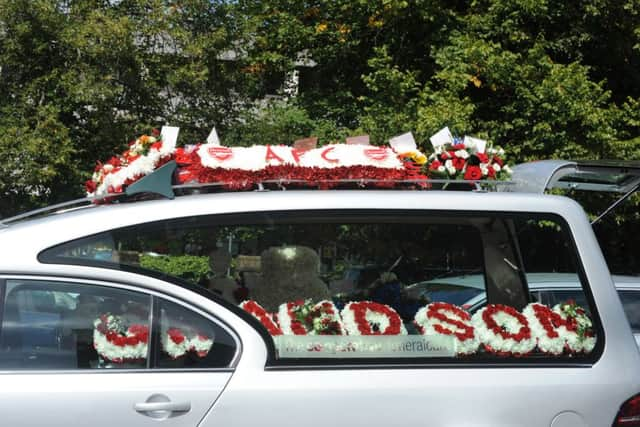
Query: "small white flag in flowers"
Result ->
[[463, 136, 487, 154], [207, 127, 221, 146], [389, 132, 417, 152], [160, 126, 180, 150], [429, 127, 454, 148]]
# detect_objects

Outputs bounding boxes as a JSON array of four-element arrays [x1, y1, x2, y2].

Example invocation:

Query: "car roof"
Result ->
[[0, 190, 598, 284]]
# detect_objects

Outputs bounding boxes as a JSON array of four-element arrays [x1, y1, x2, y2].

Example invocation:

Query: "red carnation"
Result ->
[[464, 165, 482, 180], [477, 153, 489, 164], [452, 157, 466, 171], [452, 143, 466, 150], [429, 159, 442, 171], [493, 156, 504, 167], [85, 179, 97, 194]]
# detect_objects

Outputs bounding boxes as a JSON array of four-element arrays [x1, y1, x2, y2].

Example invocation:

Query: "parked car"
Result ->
[[0, 177, 639, 426]]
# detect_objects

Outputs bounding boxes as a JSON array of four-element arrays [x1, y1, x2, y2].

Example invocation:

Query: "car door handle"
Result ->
[[134, 401, 191, 413]]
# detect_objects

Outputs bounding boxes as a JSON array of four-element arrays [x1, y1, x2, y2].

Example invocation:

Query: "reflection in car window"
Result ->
[[619, 291, 640, 334], [0, 280, 150, 370], [41, 212, 598, 362]]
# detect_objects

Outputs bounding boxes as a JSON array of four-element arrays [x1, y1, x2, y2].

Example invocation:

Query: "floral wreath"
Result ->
[[414, 302, 478, 355], [278, 299, 344, 335], [471, 304, 535, 356], [553, 300, 596, 353], [85, 129, 175, 198], [93, 313, 149, 363], [175, 144, 428, 190], [161, 327, 214, 359], [240, 300, 283, 336], [341, 301, 407, 335]]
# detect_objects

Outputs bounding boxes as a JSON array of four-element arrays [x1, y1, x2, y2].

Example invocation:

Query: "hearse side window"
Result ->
[[0, 281, 151, 370], [40, 212, 599, 363], [0, 280, 237, 371]]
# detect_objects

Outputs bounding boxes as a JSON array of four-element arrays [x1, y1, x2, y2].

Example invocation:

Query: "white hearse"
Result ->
[[0, 159, 638, 427]]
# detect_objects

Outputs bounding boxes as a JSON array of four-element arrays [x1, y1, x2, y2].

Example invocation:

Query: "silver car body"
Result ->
[[0, 190, 639, 426]]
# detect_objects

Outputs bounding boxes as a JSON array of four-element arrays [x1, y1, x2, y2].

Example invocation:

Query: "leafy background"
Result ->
[[1, 0, 638, 271]]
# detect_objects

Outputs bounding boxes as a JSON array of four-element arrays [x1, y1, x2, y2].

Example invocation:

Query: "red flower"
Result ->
[[151, 141, 163, 151], [168, 328, 186, 344], [429, 159, 442, 171], [106, 156, 121, 167], [493, 157, 504, 167], [85, 179, 97, 194], [464, 165, 482, 180], [240, 300, 282, 336], [487, 166, 496, 178], [426, 302, 475, 341], [452, 143, 466, 150], [476, 153, 489, 164], [452, 157, 466, 171], [348, 301, 403, 335]]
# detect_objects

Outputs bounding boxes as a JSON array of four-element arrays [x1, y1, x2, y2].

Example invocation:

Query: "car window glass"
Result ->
[[155, 298, 236, 369], [545, 290, 591, 317], [0, 280, 150, 370], [41, 212, 598, 363], [618, 291, 640, 333]]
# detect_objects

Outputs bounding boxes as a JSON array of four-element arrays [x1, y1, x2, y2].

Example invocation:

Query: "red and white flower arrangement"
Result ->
[[341, 301, 407, 335], [522, 303, 569, 355], [161, 327, 214, 359], [175, 143, 428, 189], [414, 302, 478, 355], [93, 314, 149, 363], [471, 304, 535, 356], [425, 128, 511, 181], [278, 299, 344, 335], [240, 300, 283, 336], [553, 300, 596, 353], [86, 129, 175, 198]]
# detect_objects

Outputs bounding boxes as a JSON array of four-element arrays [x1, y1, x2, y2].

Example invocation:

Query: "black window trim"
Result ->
[[36, 209, 604, 369]]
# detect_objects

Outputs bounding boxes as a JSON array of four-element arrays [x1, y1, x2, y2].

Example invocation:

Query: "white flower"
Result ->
[[492, 163, 501, 172], [455, 149, 469, 159], [480, 165, 489, 176], [444, 159, 456, 175], [503, 164, 512, 174], [497, 148, 505, 156], [437, 165, 446, 173]]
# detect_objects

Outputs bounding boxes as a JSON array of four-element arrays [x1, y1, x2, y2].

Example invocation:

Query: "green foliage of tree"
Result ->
[[139, 253, 211, 284], [1, 0, 639, 220], [0, 0, 249, 217]]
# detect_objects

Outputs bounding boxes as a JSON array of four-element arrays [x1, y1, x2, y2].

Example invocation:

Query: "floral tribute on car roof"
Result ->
[[425, 127, 512, 180], [86, 128, 176, 198], [239, 299, 596, 357], [174, 143, 428, 190], [84, 126, 515, 199]]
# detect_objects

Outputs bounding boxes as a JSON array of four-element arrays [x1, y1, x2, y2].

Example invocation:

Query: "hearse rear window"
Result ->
[[41, 211, 599, 362]]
